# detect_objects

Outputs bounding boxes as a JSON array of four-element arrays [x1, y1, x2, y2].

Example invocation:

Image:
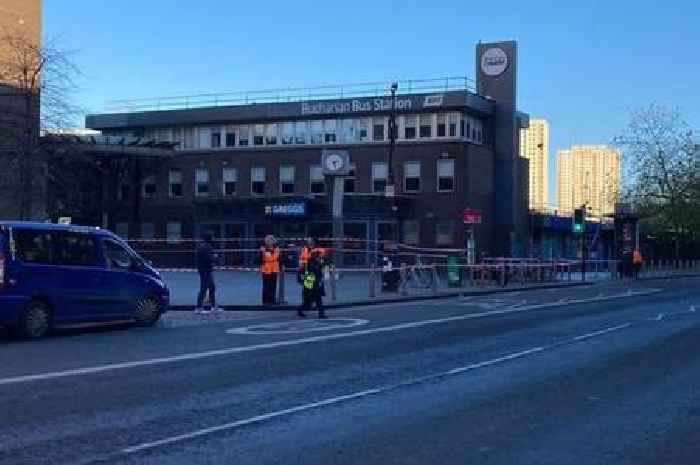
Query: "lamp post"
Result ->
[[386, 82, 398, 200]]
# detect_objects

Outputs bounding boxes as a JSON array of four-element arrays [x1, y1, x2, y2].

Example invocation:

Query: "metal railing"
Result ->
[[103, 76, 476, 113]]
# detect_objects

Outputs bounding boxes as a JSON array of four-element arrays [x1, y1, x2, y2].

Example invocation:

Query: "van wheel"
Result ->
[[134, 297, 161, 327], [20, 301, 51, 339]]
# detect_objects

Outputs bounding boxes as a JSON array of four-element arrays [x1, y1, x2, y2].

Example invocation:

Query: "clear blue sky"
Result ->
[[45, 0, 700, 204]]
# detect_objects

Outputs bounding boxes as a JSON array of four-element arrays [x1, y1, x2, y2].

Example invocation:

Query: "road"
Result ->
[[1, 278, 700, 464]]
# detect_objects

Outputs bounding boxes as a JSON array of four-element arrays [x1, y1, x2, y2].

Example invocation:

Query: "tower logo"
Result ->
[[481, 48, 508, 76]]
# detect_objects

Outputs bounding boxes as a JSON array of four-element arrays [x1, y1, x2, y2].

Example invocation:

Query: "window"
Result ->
[[340, 119, 357, 143], [310, 165, 325, 194], [223, 167, 238, 196], [435, 221, 454, 246], [265, 124, 278, 145], [280, 165, 295, 194], [15, 230, 52, 264], [166, 222, 182, 244], [437, 159, 455, 192], [282, 122, 295, 145], [419, 114, 432, 138], [359, 118, 370, 141], [169, 170, 183, 198], [115, 222, 129, 239], [225, 125, 236, 147], [171, 128, 182, 147], [53, 232, 98, 267], [324, 119, 337, 143], [372, 162, 388, 193], [310, 120, 323, 144], [211, 129, 221, 148], [239, 125, 249, 146], [294, 121, 307, 144], [184, 127, 195, 149], [448, 113, 459, 137], [103, 239, 134, 270], [198, 127, 211, 148], [404, 161, 421, 193], [142, 176, 156, 198], [195, 167, 210, 197], [403, 221, 420, 245], [251, 166, 266, 195], [404, 115, 417, 139], [253, 124, 264, 146], [344, 163, 356, 193], [437, 114, 446, 137], [156, 128, 171, 143], [372, 117, 385, 141], [141, 223, 154, 240], [466, 119, 471, 140]]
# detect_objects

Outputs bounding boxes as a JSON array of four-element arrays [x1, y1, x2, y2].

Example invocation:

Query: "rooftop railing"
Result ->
[[103, 76, 476, 113]]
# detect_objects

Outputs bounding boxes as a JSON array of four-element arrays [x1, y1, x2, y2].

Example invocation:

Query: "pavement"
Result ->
[[2, 277, 700, 464]]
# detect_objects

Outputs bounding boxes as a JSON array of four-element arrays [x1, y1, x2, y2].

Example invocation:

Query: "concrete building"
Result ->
[[556, 145, 620, 217], [520, 118, 549, 212], [86, 41, 530, 257]]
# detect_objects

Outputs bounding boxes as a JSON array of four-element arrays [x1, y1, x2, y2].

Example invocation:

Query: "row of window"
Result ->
[[130, 159, 456, 200], [124, 113, 488, 150], [114, 220, 457, 246]]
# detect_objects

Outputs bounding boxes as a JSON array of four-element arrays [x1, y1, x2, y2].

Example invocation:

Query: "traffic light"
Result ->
[[573, 208, 585, 234]]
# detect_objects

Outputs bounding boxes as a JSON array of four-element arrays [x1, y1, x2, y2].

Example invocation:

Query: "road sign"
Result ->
[[58, 217, 71, 225], [462, 208, 482, 224]]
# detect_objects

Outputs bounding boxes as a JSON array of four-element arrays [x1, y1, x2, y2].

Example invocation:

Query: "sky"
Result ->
[[44, 0, 700, 205]]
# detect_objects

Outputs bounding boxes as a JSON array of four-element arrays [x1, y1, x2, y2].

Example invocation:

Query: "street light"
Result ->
[[386, 82, 398, 199]]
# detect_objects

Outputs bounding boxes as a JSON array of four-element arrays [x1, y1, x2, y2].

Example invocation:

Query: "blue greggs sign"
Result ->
[[264, 202, 308, 217]]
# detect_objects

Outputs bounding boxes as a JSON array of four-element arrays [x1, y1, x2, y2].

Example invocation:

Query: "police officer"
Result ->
[[260, 234, 280, 306], [297, 250, 326, 319]]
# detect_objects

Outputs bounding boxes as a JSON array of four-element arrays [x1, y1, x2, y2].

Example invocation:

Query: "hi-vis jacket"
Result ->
[[261, 247, 280, 274]]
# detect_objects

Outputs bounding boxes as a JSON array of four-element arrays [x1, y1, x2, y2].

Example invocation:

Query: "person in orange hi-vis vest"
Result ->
[[299, 237, 325, 267], [260, 235, 280, 305], [633, 248, 643, 279]]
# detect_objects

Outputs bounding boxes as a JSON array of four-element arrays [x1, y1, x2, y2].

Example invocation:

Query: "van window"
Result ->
[[52, 233, 98, 267], [103, 240, 135, 270], [15, 230, 53, 264]]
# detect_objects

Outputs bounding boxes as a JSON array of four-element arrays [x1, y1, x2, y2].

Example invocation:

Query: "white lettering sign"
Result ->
[[301, 97, 414, 116], [481, 48, 509, 76]]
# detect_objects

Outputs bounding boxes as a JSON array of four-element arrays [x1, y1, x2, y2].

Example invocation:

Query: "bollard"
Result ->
[[568, 265, 572, 281], [278, 264, 286, 304], [330, 265, 337, 302], [369, 262, 376, 298], [431, 265, 439, 294], [500, 264, 506, 287]]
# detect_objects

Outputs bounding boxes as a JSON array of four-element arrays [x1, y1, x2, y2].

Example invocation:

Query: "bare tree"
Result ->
[[0, 29, 82, 219], [614, 104, 700, 258]]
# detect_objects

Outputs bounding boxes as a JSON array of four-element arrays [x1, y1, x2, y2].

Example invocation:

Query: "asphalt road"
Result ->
[[1, 277, 700, 464]]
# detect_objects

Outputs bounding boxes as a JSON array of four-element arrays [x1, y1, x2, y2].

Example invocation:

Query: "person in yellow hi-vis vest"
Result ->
[[260, 235, 280, 305]]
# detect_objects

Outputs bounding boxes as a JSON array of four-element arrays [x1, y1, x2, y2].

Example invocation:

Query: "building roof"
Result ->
[[86, 78, 495, 130]]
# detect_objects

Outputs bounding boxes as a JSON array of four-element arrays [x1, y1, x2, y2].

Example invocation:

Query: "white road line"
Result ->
[[121, 323, 632, 455], [0, 288, 663, 387]]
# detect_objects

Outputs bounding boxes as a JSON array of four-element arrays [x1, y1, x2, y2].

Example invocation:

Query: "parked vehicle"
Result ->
[[0, 222, 169, 339]]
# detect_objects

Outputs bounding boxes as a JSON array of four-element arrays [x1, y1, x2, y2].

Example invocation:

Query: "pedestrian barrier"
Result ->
[[126, 238, 699, 307]]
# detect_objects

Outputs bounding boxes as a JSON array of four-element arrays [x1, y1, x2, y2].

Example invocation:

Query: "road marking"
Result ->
[[0, 288, 663, 387], [655, 313, 666, 321], [120, 323, 633, 455], [226, 318, 369, 335]]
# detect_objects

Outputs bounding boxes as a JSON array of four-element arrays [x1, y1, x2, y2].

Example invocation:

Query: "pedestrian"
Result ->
[[299, 236, 326, 267], [297, 250, 326, 319], [260, 234, 280, 306], [633, 248, 643, 279], [195, 232, 222, 313]]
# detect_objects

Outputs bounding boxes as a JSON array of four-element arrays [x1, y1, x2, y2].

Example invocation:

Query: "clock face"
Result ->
[[325, 153, 344, 171]]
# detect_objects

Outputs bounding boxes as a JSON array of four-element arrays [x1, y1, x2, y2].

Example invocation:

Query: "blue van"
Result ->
[[0, 222, 169, 338]]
